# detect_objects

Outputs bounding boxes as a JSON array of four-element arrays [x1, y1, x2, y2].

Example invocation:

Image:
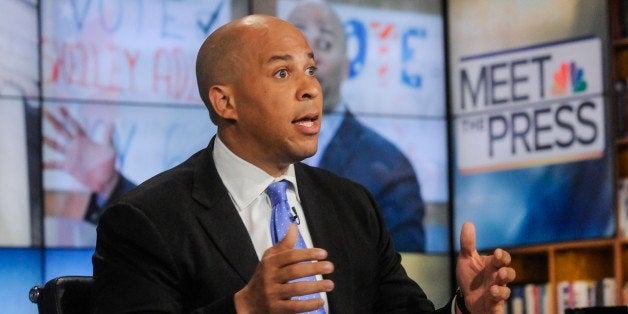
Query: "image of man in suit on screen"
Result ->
[[286, 1, 426, 252], [42, 0, 427, 252]]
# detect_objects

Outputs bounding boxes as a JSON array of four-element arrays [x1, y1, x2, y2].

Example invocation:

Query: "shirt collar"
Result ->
[[212, 136, 300, 211]]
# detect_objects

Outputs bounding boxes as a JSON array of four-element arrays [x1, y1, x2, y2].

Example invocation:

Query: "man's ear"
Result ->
[[209, 85, 237, 121]]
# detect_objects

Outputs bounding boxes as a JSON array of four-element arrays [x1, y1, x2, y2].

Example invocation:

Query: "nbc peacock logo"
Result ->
[[551, 61, 587, 95]]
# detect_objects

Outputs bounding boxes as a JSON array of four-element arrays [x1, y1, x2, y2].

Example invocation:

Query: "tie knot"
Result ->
[[266, 180, 289, 206]]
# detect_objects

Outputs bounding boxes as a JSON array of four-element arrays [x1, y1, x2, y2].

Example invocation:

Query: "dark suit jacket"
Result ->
[[319, 111, 426, 252], [92, 140, 449, 313], [84, 175, 136, 224]]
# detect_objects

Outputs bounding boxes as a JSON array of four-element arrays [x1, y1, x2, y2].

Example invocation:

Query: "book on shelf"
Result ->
[[622, 281, 628, 305], [508, 283, 551, 314], [601, 278, 617, 307], [558, 280, 591, 313], [615, 78, 628, 138], [510, 285, 525, 314], [558, 278, 617, 314], [506, 280, 616, 313], [619, 178, 628, 237]]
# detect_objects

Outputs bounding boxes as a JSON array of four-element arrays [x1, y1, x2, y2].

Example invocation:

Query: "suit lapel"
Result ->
[[192, 140, 259, 283], [296, 164, 353, 312]]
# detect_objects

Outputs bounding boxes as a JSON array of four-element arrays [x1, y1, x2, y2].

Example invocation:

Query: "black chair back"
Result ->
[[29, 276, 94, 314], [565, 306, 628, 313]]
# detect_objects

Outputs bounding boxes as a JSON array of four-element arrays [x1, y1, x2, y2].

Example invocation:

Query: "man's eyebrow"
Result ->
[[268, 55, 292, 63], [320, 28, 336, 37], [293, 24, 335, 38], [267, 52, 315, 64]]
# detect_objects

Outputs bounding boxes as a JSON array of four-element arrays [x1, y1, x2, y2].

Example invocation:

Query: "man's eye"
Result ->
[[317, 39, 331, 51], [305, 66, 317, 76], [275, 69, 288, 78]]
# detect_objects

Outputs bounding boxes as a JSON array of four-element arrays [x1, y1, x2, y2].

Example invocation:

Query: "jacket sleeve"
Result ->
[[350, 183, 434, 313]]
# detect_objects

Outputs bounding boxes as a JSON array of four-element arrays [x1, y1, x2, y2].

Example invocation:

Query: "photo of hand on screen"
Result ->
[[286, 1, 426, 252], [43, 106, 135, 225]]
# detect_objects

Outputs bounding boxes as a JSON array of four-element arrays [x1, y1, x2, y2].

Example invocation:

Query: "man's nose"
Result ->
[[298, 76, 321, 101]]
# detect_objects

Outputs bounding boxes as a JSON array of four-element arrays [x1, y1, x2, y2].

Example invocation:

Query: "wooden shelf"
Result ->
[[509, 251, 548, 284], [506, 238, 614, 254], [613, 38, 628, 48], [616, 137, 628, 147], [554, 247, 614, 282], [505, 3, 628, 312], [504, 240, 617, 277], [617, 28, 628, 303]]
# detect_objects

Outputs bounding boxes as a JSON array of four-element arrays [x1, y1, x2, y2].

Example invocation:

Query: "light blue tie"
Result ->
[[267, 180, 326, 314]]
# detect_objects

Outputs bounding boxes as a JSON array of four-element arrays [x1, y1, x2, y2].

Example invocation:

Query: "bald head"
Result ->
[[196, 15, 300, 124], [287, 2, 346, 54]]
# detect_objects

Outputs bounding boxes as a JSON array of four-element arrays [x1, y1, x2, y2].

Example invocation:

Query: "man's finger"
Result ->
[[277, 224, 299, 250], [43, 160, 63, 170], [491, 248, 511, 268], [275, 298, 326, 313], [263, 224, 301, 258], [279, 279, 334, 299], [490, 285, 511, 301], [492, 267, 516, 286], [44, 110, 72, 139], [261, 225, 327, 268], [59, 106, 87, 136], [277, 260, 333, 284], [459, 222, 477, 257], [43, 136, 65, 154], [266, 247, 328, 272]]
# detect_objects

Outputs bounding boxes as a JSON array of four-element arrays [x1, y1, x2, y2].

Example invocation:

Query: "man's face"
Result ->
[[229, 19, 323, 173], [288, 4, 347, 112]]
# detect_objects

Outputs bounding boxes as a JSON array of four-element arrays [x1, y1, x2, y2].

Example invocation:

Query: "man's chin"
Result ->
[[293, 146, 318, 163]]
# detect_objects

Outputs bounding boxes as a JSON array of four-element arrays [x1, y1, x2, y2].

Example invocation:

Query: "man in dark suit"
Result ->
[[286, 2, 426, 252], [92, 14, 515, 313]]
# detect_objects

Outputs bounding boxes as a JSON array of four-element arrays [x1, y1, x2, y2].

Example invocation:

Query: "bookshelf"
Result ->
[[501, 2, 628, 313], [506, 239, 619, 314], [613, 2, 628, 310]]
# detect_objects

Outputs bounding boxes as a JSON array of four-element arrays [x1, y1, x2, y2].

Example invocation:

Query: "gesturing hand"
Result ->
[[43, 106, 120, 197], [456, 222, 516, 314], [235, 224, 335, 313]]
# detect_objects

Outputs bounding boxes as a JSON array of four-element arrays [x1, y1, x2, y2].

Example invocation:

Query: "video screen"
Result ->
[[0, 0, 40, 247], [449, 1, 613, 250], [43, 101, 214, 246], [277, 0, 448, 252], [40, 0, 232, 247]]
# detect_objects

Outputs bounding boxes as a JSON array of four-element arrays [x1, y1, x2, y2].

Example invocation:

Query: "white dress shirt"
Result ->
[[212, 136, 329, 311]]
